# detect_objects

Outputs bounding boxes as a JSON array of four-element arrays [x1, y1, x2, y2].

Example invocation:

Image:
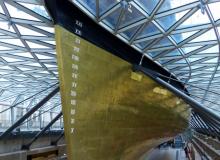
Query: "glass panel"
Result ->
[[26, 63, 41, 67], [166, 65, 179, 70], [0, 66, 13, 70], [203, 57, 218, 63], [26, 41, 49, 49], [16, 67, 31, 71], [135, 0, 160, 14], [156, 10, 189, 30], [0, 21, 15, 33], [13, 52, 33, 58], [36, 53, 54, 59], [171, 31, 198, 43], [135, 39, 154, 49], [177, 9, 210, 29], [159, 59, 170, 64], [120, 25, 140, 40], [77, 0, 96, 15], [42, 40, 56, 45], [158, 0, 197, 13], [0, 46, 12, 50], [103, 8, 121, 29], [5, 3, 39, 21], [2, 57, 22, 62], [173, 59, 187, 64], [146, 51, 162, 58], [137, 22, 161, 38], [99, 0, 118, 14], [44, 64, 57, 68], [188, 57, 204, 63], [205, 67, 215, 71], [0, 5, 4, 13], [199, 45, 219, 53], [151, 37, 172, 48], [182, 46, 201, 53], [119, 4, 145, 28], [208, 2, 220, 21], [17, 2, 50, 19], [165, 49, 181, 56], [33, 26, 54, 34], [16, 24, 45, 36], [214, 73, 220, 78], [0, 39, 24, 47], [199, 74, 212, 78], [190, 29, 217, 42]]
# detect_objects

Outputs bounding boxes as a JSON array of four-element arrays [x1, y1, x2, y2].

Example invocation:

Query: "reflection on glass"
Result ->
[[135, 0, 160, 14], [119, 4, 145, 28], [0, 5, 4, 13], [208, 2, 220, 21], [190, 29, 217, 42], [0, 39, 24, 47], [120, 25, 140, 40], [171, 31, 198, 43], [5, 3, 39, 21], [136, 40, 154, 49], [182, 46, 201, 53], [137, 22, 161, 38], [103, 8, 121, 29], [77, 0, 96, 15], [200, 45, 219, 53], [99, 0, 118, 14], [158, 0, 197, 13], [156, 10, 188, 30], [18, 2, 50, 19], [152, 37, 172, 48], [165, 49, 181, 56], [178, 9, 210, 29]]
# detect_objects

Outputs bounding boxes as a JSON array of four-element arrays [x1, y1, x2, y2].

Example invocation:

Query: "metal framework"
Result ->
[[0, 0, 220, 139], [71, 0, 220, 115], [0, 0, 62, 133], [0, 86, 59, 139], [190, 111, 220, 138], [22, 111, 62, 149], [134, 64, 220, 137]]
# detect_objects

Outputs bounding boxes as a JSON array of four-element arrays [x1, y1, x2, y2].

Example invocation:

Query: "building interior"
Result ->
[[0, 0, 219, 160]]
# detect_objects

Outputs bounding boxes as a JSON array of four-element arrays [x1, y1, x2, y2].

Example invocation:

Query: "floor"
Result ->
[[142, 147, 188, 160]]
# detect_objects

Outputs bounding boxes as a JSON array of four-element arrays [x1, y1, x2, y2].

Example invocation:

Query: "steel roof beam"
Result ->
[[0, 86, 59, 139], [21, 111, 62, 149]]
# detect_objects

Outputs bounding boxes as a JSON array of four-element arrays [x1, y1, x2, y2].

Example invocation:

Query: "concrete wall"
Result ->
[[0, 144, 66, 160], [0, 151, 27, 160], [0, 134, 65, 154], [0, 133, 66, 160]]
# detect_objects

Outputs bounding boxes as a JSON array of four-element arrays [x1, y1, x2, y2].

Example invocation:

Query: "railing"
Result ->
[[0, 120, 64, 132], [192, 132, 220, 160], [195, 132, 220, 151]]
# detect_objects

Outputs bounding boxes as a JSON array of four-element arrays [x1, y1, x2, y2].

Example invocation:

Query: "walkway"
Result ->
[[142, 148, 187, 160]]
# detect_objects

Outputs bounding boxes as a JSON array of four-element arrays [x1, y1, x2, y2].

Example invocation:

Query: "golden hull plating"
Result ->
[[55, 25, 189, 160]]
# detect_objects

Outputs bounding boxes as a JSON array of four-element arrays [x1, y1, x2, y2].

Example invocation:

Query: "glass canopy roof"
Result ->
[[0, 0, 219, 132], [72, 0, 220, 116], [0, 0, 61, 132]]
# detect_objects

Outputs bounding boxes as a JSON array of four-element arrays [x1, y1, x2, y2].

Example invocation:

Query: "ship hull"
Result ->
[[55, 25, 189, 160]]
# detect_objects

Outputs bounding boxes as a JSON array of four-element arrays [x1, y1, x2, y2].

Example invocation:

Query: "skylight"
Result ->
[[72, 0, 220, 115]]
